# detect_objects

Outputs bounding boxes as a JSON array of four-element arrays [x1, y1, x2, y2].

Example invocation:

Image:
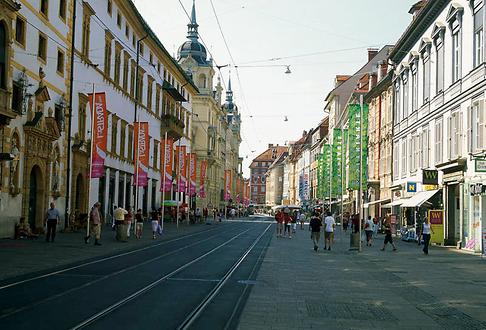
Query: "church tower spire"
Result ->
[[226, 74, 233, 104], [187, 0, 199, 40]]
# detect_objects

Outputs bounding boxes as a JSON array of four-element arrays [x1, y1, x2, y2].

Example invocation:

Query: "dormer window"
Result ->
[[447, 4, 464, 83]]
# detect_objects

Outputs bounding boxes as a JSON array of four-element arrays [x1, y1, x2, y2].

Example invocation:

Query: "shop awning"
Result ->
[[382, 199, 404, 208], [163, 80, 186, 102], [364, 198, 391, 209], [400, 189, 440, 208]]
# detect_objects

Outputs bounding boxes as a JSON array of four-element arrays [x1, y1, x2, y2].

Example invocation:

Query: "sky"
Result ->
[[134, 0, 416, 177]]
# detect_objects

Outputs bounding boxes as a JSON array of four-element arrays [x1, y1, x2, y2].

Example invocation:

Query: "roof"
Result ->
[[126, 0, 199, 93], [325, 45, 393, 105], [250, 146, 288, 168], [389, 0, 449, 64]]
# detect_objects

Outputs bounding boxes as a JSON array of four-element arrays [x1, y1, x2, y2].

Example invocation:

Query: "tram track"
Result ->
[[69, 225, 261, 329]]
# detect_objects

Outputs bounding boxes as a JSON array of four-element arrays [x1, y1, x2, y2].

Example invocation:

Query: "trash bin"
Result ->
[[116, 223, 128, 242], [350, 232, 360, 250]]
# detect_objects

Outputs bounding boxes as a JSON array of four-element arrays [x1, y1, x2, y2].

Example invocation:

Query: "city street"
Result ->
[[0, 220, 273, 330], [1, 217, 486, 329]]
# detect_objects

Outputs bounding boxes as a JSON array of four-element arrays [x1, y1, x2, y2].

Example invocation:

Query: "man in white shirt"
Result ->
[[323, 211, 336, 251]]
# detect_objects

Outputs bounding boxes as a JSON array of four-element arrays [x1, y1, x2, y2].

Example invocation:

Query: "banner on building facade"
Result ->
[[133, 122, 149, 186], [347, 104, 368, 191], [160, 138, 173, 192], [236, 177, 241, 204], [342, 128, 348, 193], [176, 146, 187, 192], [188, 153, 197, 195], [320, 144, 331, 198], [88, 92, 108, 178], [332, 128, 342, 198], [317, 153, 323, 198], [199, 160, 207, 198], [224, 170, 232, 201]]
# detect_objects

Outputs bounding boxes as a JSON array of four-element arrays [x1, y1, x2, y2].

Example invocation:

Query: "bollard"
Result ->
[[349, 232, 360, 250]]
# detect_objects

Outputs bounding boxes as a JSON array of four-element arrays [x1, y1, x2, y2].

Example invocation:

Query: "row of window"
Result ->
[[393, 99, 486, 180], [37, 0, 67, 22], [394, 4, 484, 124]]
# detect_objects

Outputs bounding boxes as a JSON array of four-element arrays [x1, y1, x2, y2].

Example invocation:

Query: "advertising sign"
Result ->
[[407, 182, 417, 193], [423, 169, 439, 185], [160, 138, 173, 192], [133, 122, 149, 186], [88, 92, 108, 178], [224, 170, 232, 201], [475, 158, 486, 172], [176, 146, 187, 192], [332, 128, 342, 197], [429, 209, 444, 245]]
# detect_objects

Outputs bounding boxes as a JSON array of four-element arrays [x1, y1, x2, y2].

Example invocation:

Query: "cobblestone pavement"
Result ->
[[238, 225, 486, 330], [0, 219, 230, 282]]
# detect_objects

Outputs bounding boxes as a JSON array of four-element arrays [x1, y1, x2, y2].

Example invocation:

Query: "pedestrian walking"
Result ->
[[126, 208, 133, 238], [283, 208, 292, 238], [323, 211, 335, 250], [275, 210, 284, 237], [45, 202, 60, 243], [381, 218, 397, 251], [113, 206, 128, 241], [150, 208, 160, 239], [291, 211, 297, 234], [195, 208, 202, 223], [421, 217, 434, 255], [373, 217, 379, 238], [87, 202, 102, 246], [203, 207, 208, 223], [135, 209, 144, 239], [299, 211, 306, 229], [365, 216, 374, 246], [309, 211, 322, 251]]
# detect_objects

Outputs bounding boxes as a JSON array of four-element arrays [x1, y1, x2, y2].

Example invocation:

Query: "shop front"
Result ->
[[463, 181, 486, 253]]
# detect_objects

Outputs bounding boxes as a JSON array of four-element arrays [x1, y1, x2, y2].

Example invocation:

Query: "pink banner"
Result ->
[[88, 92, 108, 178], [160, 138, 173, 192], [188, 153, 197, 195], [176, 146, 187, 192], [134, 122, 149, 187]]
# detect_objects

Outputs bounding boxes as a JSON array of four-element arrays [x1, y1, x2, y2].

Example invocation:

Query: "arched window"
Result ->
[[198, 74, 206, 89], [0, 21, 7, 89]]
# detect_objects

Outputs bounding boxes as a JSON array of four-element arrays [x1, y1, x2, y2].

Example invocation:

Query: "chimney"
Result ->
[[367, 48, 379, 62], [379, 61, 388, 80], [268, 143, 273, 148], [369, 73, 378, 91], [409, 0, 427, 20]]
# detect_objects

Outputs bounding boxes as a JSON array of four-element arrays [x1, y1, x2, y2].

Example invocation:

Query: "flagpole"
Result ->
[[86, 83, 95, 242], [176, 138, 181, 228], [161, 131, 168, 232], [359, 95, 364, 253], [134, 116, 140, 217]]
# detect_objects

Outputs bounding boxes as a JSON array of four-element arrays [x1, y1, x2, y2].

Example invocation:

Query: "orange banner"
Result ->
[[160, 138, 173, 192], [134, 122, 149, 186], [88, 92, 108, 178], [188, 153, 197, 195], [224, 170, 232, 201]]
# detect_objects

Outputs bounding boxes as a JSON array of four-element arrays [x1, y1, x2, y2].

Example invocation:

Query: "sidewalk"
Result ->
[[0, 219, 228, 282], [238, 226, 486, 330]]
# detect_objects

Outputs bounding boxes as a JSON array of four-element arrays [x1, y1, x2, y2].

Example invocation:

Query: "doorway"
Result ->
[[75, 173, 85, 214], [446, 184, 460, 245], [28, 165, 44, 229]]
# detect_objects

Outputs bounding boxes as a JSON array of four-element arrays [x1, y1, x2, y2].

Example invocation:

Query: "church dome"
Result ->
[[178, 39, 207, 65]]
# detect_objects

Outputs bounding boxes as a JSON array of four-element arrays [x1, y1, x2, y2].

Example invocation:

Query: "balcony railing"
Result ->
[[161, 113, 185, 140]]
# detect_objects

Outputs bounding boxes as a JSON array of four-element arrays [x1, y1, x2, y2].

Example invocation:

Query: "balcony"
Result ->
[[161, 113, 185, 140], [0, 88, 18, 126]]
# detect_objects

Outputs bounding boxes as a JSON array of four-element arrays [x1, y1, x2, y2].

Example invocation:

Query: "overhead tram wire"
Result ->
[[208, 0, 263, 144]]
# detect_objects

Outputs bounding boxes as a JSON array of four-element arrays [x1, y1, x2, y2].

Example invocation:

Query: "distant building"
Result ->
[[249, 144, 287, 206], [265, 151, 288, 207]]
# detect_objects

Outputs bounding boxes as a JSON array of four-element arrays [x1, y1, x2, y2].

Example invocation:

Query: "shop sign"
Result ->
[[475, 159, 486, 172], [429, 210, 444, 245], [470, 183, 486, 196], [423, 184, 439, 191], [406, 182, 417, 192], [423, 169, 439, 185]]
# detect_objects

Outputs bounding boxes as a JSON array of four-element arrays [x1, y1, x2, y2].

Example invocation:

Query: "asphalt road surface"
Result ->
[[0, 220, 274, 330]]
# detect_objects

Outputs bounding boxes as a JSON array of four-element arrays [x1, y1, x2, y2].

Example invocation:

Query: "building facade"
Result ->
[[0, 0, 71, 236], [265, 152, 287, 207], [249, 144, 286, 206], [390, 0, 486, 251]]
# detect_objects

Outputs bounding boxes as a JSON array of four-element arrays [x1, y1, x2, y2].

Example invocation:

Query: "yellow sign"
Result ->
[[428, 209, 444, 245], [424, 184, 439, 191]]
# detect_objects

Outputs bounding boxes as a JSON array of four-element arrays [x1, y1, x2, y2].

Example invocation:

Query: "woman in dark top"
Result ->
[[309, 212, 322, 251], [135, 209, 143, 239], [381, 218, 397, 251]]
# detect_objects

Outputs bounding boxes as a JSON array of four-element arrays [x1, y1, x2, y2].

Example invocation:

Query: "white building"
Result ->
[[70, 0, 197, 220], [390, 0, 486, 252]]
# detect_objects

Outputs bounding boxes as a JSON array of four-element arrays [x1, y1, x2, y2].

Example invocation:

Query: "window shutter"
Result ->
[[457, 111, 463, 158], [467, 105, 473, 153], [480, 100, 485, 150], [425, 129, 429, 168], [447, 116, 452, 160]]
